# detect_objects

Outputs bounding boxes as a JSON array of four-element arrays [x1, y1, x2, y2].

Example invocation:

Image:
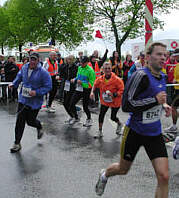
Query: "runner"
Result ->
[[70, 56, 96, 126], [60, 55, 81, 124], [43, 52, 59, 113], [9, 53, 52, 153], [164, 48, 179, 133], [90, 62, 124, 138], [165, 51, 177, 104], [95, 42, 171, 198]]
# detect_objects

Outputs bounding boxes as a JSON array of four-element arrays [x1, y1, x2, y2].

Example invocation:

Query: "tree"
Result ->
[[0, 6, 10, 54], [3, 0, 40, 60], [91, 0, 179, 58], [21, 0, 93, 47]]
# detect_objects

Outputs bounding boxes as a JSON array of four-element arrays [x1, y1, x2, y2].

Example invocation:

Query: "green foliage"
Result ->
[[0, 0, 93, 53], [32, 0, 93, 47], [0, 7, 10, 48]]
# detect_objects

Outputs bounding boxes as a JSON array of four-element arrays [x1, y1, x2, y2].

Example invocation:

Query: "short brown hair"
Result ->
[[146, 42, 167, 55]]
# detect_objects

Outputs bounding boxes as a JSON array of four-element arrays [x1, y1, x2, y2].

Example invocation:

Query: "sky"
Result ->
[[0, 0, 179, 56]]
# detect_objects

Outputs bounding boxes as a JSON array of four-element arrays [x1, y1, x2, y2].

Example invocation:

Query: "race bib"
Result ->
[[142, 105, 162, 124], [76, 84, 83, 92], [22, 86, 32, 97], [102, 92, 112, 103], [64, 80, 70, 91]]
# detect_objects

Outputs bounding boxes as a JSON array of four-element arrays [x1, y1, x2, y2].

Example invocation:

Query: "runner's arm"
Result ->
[[127, 71, 158, 112]]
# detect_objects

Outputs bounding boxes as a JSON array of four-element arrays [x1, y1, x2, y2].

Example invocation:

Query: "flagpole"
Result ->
[[145, 0, 153, 50]]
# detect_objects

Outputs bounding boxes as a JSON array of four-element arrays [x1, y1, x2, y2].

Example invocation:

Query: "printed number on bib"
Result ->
[[64, 80, 70, 91], [102, 92, 112, 103], [142, 105, 162, 124], [22, 86, 32, 97], [76, 84, 83, 92]]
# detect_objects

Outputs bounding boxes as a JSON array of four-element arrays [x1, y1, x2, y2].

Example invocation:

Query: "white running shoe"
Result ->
[[94, 130, 103, 138], [83, 119, 93, 127], [116, 123, 123, 135], [46, 107, 56, 113], [164, 125, 177, 133], [69, 118, 80, 125], [95, 169, 107, 196]]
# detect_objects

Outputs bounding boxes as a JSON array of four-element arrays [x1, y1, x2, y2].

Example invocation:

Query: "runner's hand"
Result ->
[[8, 83, 13, 89], [77, 80, 82, 85], [156, 91, 166, 104], [163, 103, 172, 117], [90, 92, 95, 100], [29, 90, 36, 96], [56, 76, 60, 80], [71, 79, 75, 83]]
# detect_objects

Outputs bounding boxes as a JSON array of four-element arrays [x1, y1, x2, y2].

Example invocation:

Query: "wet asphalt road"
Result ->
[[0, 101, 179, 198]]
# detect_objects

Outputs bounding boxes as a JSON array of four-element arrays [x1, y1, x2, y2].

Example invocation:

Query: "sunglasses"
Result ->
[[104, 67, 111, 70]]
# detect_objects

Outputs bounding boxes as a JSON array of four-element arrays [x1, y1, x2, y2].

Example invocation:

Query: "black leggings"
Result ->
[[99, 104, 120, 123], [70, 88, 91, 119], [15, 103, 42, 144], [48, 77, 58, 107], [63, 89, 76, 118]]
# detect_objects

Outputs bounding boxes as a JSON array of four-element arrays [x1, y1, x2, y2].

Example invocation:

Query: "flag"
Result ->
[[95, 30, 103, 39]]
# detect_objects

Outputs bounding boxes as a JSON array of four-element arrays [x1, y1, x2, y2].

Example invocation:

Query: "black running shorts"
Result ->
[[120, 126, 168, 162]]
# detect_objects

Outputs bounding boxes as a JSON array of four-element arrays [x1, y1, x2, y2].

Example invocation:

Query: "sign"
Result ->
[[171, 41, 178, 49]]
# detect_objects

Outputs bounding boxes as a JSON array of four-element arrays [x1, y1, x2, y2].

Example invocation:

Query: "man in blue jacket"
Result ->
[[9, 53, 52, 153]]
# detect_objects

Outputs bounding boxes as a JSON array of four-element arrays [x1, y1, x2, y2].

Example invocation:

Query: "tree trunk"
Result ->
[[1, 43, 4, 55], [111, 18, 121, 59], [19, 44, 22, 62], [51, 38, 55, 46], [116, 45, 121, 60]]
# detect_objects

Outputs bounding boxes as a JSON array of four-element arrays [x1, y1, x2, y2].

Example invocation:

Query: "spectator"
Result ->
[[109, 51, 122, 77], [122, 54, 134, 84], [4, 56, 19, 102], [128, 52, 145, 78]]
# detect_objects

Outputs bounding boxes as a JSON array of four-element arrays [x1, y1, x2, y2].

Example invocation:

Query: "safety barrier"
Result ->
[[0, 82, 12, 101]]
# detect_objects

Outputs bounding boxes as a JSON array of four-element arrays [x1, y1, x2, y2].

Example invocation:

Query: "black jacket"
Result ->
[[4, 61, 19, 82]]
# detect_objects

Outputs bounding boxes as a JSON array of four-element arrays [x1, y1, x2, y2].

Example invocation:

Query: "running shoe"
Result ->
[[116, 123, 123, 135], [69, 118, 80, 125], [94, 130, 103, 138], [173, 136, 179, 160], [10, 143, 22, 153], [162, 133, 176, 143], [83, 119, 93, 127], [46, 107, 56, 113], [164, 125, 177, 133], [95, 169, 107, 196]]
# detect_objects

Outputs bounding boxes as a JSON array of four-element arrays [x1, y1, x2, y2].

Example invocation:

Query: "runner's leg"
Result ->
[[152, 158, 169, 198]]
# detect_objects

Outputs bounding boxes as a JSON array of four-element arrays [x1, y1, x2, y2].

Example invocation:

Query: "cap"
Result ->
[[30, 53, 39, 59], [81, 56, 89, 63], [173, 48, 179, 56]]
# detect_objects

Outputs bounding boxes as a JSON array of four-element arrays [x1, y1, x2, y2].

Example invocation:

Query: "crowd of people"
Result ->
[[0, 42, 179, 197]]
